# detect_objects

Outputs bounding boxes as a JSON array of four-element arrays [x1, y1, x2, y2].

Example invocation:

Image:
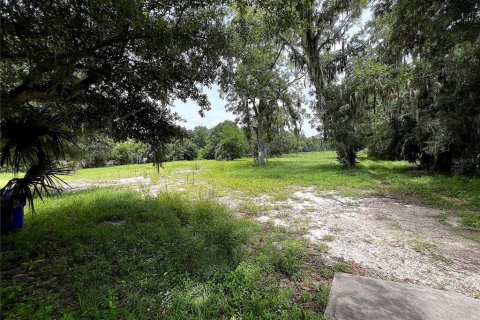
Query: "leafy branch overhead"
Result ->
[[1, 0, 230, 142], [0, 0, 233, 220]]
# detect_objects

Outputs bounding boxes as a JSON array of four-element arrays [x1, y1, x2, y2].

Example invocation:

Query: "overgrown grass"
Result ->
[[1, 190, 330, 319], [3, 152, 477, 317], [1, 151, 478, 226]]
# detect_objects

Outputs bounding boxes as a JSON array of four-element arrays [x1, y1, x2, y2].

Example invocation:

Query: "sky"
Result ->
[[172, 8, 372, 138], [173, 85, 236, 131], [172, 85, 319, 137]]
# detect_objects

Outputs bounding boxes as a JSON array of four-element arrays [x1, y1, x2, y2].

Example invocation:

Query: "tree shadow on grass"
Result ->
[[0, 189, 255, 318]]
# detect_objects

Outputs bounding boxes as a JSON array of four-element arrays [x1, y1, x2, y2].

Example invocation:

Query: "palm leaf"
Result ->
[[1, 109, 75, 173], [0, 160, 71, 212]]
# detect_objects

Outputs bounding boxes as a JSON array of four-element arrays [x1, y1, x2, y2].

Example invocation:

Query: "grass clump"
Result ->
[[411, 238, 437, 253], [317, 243, 329, 253], [316, 283, 330, 308], [238, 201, 263, 217], [462, 212, 480, 229], [321, 235, 335, 242], [1, 190, 330, 319], [269, 239, 304, 277]]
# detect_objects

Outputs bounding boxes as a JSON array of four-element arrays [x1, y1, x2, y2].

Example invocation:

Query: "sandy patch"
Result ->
[[248, 187, 480, 297]]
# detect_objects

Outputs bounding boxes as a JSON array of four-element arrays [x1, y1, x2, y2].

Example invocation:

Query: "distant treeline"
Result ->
[[67, 121, 330, 168]]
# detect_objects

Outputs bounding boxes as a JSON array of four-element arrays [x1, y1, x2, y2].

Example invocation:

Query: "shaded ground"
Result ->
[[2, 190, 329, 319], [64, 172, 480, 298]]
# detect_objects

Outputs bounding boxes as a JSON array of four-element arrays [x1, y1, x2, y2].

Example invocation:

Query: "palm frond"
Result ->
[[1, 109, 75, 173], [0, 161, 71, 212]]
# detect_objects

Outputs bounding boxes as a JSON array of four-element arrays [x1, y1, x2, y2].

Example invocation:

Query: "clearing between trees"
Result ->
[[1, 152, 479, 318]]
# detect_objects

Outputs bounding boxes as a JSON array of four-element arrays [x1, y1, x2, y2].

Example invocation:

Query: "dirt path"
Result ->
[[243, 187, 480, 298]]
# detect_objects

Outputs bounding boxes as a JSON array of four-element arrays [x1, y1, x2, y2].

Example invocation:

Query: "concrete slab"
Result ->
[[325, 273, 480, 320]]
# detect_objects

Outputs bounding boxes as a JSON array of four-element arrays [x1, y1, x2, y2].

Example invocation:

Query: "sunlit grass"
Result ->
[[1, 152, 479, 317], [1, 151, 478, 226]]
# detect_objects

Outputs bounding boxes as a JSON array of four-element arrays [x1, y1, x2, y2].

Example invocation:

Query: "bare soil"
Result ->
[[237, 187, 480, 298]]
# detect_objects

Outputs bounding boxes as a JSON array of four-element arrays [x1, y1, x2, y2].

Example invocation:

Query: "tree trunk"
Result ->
[[256, 118, 267, 165], [336, 142, 357, 168]]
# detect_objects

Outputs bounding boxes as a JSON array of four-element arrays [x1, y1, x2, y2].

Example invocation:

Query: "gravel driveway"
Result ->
[[248, 187, 480, 298]]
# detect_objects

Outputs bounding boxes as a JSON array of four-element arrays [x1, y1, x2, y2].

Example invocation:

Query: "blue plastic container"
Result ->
[[2, 191, 26, 231], [11, 204, 24, 229]]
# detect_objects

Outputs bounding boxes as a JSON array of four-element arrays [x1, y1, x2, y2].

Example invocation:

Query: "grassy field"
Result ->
[[1, 190, 336, 319], [1, 152, 479, 318], [2, 152, 477, 226]]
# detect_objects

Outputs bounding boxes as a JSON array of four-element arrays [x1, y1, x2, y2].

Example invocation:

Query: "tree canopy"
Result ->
[[221, 5, 306, 164], [0, 0, 232, 217], [1, 0, 479, 206], [1, 0, 230, 144]]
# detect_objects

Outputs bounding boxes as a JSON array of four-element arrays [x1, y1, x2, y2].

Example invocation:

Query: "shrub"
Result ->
[[110, 139, 149, 165], [201, 121, 247, 160], [451, 155, 480, 176], [214, 123, 248, 160], [165, 139, 198, 161], [366, 115, 397, 160]]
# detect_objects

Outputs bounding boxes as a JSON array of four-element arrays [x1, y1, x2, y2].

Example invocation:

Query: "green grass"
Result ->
[[411, 238, 437, 253], [3, 151, 477, 317], [1, 190, 329, 319], [1, 151, 478, 228], [4, 151, 477, 226]]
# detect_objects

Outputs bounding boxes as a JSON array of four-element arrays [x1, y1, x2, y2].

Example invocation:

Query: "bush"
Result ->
[[66, 133, 115, 168], [201, 121, 247, 160], [269, 131, 299, 156], [451, 155, 480, 176], [214, 123, 248, 160], [110, 139, 149, 165], [165, 138, 198, 161], [366, 115, 397, 160]]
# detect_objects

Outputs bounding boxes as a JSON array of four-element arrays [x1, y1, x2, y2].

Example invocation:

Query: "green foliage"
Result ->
[[322, 87, 364, 168], [270, 131, 300, 156], [67, 133, 115, 168], [165, 139, 198, 161], [1, 0, 229, 145], [189, 126, 210, 149], [269, 0, 365, 168], [0, 0, 232, 232], [356, 0, 480, 173], [110, 139, 149, 165], [303, 136, 332, 152], [452, 156, 480, 176], [0, 108, 72, 228], [201, 121, 247, 161], [222, 5, 306, 165], [215, 123, 248, 160], [1, 151, 478, 227], [3, 151, 478, 216], [316, 283, 330, 308], [270, 240, 304, 276], [462, 213, 480, 230], [365, 114, 397, 160], [1, 190, 329, 318]]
